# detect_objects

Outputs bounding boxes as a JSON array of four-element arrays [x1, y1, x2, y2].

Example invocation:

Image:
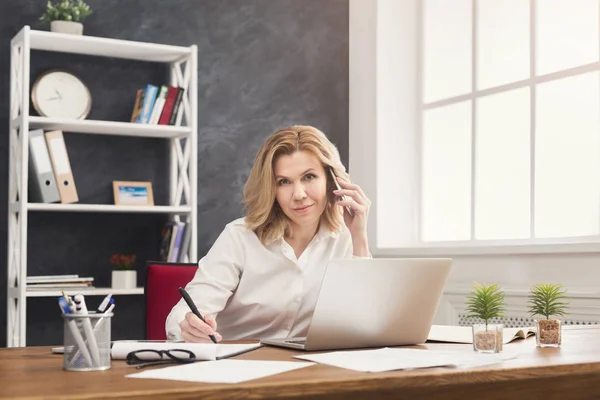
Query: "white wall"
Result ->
[[349, 0, 600, 325]]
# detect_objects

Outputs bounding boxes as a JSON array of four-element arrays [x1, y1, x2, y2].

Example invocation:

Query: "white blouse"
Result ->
[[165, 217, 354, 341]]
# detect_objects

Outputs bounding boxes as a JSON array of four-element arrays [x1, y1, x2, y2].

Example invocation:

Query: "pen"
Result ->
[[178, 287, 218, 344], [71, 302, 115, 365], [97, 293, 113, 313], [58, 296, 93, 367], [72, 294, 101, 365]]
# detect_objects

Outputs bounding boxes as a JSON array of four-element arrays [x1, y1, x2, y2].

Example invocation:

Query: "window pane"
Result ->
[[422, 101, 472, 241], [535, 72, 600, 238], [477, 0, 529, 90], [423, 0, 471, 103], [475, 88, 531, 240], [537, 0, 599, 75]]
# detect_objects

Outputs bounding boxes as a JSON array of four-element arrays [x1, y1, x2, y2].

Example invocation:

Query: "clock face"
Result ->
[[32, 70, 91, 119]]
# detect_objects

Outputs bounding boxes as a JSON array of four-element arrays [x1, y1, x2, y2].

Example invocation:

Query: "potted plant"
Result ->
[[528, 283, 569, 347], [39, 0, 92, 35], [110, 254, 137, 289], [466, 282, 506, 353]]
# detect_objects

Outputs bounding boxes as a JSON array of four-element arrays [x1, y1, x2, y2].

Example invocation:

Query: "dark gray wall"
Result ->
[[0, 1, 349, 346]]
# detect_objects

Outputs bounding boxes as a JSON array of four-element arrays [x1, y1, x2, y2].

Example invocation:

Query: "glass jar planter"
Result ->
[[535, 319, 561, 347], [472, 323, 503, 353]]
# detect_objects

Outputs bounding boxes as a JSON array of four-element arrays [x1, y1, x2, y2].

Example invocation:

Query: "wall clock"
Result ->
[[31, 69, 92, 119]]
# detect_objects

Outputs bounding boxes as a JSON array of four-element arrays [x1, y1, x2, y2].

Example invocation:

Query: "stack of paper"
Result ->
[[26, 275, 94, 290], [294, 347, 517, 372]]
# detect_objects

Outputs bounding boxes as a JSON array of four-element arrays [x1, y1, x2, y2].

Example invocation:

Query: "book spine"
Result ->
[[140, 84, 159, 124], [168, 87, 185, 126], [166, 224, 180, 262], [130, 89, 144, 123], [148, 85, 169, 125], [177, 222, 193, 262], [27, 274, 79, 281], [159, 222, 176, 262], [158, 86, 179, 125], [169, 222, 186, 262]]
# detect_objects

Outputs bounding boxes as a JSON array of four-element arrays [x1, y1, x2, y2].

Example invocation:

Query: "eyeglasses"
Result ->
[[126, 349, 196, 369]]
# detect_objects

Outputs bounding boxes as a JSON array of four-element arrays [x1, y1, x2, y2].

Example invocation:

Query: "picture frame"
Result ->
[[112, 181, 154, 206]]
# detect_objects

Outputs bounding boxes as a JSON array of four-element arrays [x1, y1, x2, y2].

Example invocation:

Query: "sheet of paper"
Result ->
[[126, 359, 315, 384], [111, 341, 261, 361], [294, 347, 516, 372], [428, 325, 534, 344]]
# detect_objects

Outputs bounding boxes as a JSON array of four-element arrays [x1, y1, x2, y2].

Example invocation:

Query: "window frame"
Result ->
[[349, 0, 600, 256]]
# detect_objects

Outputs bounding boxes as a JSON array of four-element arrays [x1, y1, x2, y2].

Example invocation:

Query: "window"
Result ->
[[420, 0, 600, 246]]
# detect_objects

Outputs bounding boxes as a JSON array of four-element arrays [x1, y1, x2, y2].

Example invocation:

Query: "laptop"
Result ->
[[261, 258, 452, 351]]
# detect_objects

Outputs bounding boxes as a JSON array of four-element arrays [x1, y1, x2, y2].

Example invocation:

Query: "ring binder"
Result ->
[[28, 129, 60, 203], [44, 130, 79, 204]]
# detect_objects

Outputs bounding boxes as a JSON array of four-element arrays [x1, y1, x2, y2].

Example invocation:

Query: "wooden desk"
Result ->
[[2, 325, 600, 400]]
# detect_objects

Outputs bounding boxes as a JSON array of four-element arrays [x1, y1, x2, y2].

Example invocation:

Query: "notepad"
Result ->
[[111, 341, 262, 361], [427, 325, 536, 345]]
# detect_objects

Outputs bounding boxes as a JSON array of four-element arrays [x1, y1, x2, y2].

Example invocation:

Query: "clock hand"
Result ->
[[46, 96, 60, 101], [53, 88, 62, 100]]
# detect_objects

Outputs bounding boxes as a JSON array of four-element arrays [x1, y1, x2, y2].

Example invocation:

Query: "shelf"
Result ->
[[7, 25, 198, 347], [25, 116, 191, 139], [17, 203, 192, 214], [9, 287, 144, 298], [29, 29, 192, 63]]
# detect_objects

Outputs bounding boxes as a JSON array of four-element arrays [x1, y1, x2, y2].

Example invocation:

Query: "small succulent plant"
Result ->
[[528, 283, 569, 320], [466, 282, 506, 329]]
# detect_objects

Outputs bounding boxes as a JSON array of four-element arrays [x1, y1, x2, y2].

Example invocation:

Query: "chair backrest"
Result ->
[[145, 261, 198, 340]]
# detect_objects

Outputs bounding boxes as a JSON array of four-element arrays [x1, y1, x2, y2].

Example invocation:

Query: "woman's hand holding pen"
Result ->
[[180, 312, 223, 343], [333, 176, 371, 257]]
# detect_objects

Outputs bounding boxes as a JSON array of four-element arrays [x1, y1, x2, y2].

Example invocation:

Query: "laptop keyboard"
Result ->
[[285, 339, 306, 345]]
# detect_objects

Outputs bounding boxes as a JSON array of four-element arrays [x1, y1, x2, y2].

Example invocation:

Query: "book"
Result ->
[[177, 222, 193, 262], [166, 223, 181, 262], [168, 87, 185, 125], [27, 274, 79, 281], [159, 221, 177, 262], [27, 283, 94, 289], [168, 222, 186, 262], [27, 276, 93, 284], [27, 285, 95, 291], [427, 324, 536, 345], [130, 89, 145, 122], [139, 84, 159, 124], [148, 85, 169, 125], [158, 86, 179, 125]]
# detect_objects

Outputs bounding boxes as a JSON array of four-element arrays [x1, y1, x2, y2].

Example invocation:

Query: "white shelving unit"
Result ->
[[7, 26, 198, 347]]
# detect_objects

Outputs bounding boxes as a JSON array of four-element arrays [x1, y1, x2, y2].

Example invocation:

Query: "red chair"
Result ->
[[145, 261, 198, 340]]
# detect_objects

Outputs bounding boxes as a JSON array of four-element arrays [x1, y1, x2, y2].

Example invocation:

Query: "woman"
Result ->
[[166, 125, 371, 342]]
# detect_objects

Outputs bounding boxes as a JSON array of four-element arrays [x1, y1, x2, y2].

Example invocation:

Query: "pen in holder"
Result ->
[[62, 312, 113, 371]]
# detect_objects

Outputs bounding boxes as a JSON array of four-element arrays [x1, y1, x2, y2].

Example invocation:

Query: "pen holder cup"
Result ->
[[62, 313, 113, 371]]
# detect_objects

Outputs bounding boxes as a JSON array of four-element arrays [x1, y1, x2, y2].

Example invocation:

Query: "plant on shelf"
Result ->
[[528, 283, 569, 347], [39, 0, 92, 35], [466, 282, 506, 353], [110, 254, 136, 270], [110, 253, 137, 290]]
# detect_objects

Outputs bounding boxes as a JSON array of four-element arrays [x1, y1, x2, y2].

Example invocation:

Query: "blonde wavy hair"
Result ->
[[243, 125, 349, 245]]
